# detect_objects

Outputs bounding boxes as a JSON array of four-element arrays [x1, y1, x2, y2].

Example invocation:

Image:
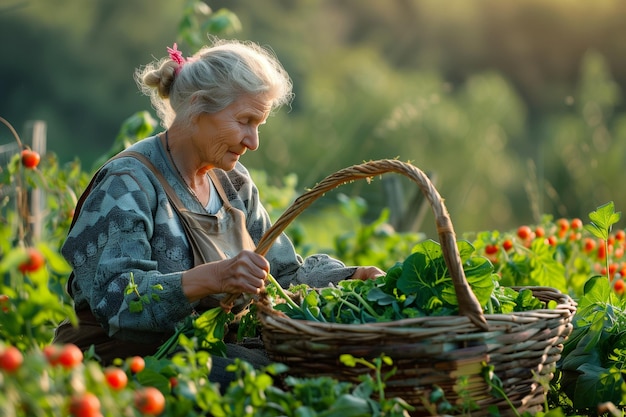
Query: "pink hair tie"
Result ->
[[167, 43, 186, 75]]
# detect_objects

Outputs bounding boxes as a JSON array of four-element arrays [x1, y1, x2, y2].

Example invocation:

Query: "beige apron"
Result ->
[[54, 151, 256, 363]]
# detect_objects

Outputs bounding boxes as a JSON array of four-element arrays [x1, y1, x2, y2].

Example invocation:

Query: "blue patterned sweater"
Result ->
[[62, 136, 355, 343]]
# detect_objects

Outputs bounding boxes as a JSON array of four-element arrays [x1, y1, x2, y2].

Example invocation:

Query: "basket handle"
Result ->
[[225, 159, 488, 330]]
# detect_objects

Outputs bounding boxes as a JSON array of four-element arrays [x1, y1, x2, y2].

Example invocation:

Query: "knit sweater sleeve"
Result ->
[[62, 158, 193, 343], [224, 164, 357, 289]]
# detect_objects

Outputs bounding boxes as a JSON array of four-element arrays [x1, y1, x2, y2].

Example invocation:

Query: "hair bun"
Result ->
[[143, 61, 178, 98]]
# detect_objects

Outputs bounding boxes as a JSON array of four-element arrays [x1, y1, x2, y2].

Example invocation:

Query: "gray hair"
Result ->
[[135, 39, 293, 128]]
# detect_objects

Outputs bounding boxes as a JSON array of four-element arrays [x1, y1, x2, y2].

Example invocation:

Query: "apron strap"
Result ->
[[207, 170, 233, 210], [121, 151, 187, 211]]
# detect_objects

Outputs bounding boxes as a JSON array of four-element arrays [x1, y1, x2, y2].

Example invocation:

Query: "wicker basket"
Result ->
[[250, 159, 576, 416]]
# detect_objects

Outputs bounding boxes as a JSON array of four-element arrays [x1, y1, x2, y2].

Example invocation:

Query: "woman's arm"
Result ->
[[62, 163, 193, 342]]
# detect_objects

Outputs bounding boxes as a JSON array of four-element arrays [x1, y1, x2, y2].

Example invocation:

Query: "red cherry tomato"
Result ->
[[129, 356, 145, 373], [18, 247, 45, 273], [0, 294, 10, 313], [58, 344, 83, 369], [570, 218, 583, 230], [583, 238, 596, 253], [557, 218, 569, 232], [134, 387, 166, 415], [517, 225, 532, 240], [0, 345, 23, 373], [21, 149, 40, 169], [485, 244, 499, 255], [43, 344, 61, 366], [69, 392, 101, 417], [104, 367, 128, 390]]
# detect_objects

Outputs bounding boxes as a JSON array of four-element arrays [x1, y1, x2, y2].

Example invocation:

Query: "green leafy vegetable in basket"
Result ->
[[269, 239, 548, 323]]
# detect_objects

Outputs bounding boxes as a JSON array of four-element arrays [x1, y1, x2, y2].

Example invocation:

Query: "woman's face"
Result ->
[[192, 94, 272, 171]]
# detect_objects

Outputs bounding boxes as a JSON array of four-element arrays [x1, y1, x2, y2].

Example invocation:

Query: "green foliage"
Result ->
[[7, 1, 626, 235], [270, 239, 548, 325], [552, 202, 626, 414], [91, 111, 159, 172], [396, 239, 495, 311], [584, 201, 621, 242], [0, 118, 79, 349], [125, 272, 164, 313], [5, 107, 626, 414], [557, 276, 626, 412], [177, 1, 242, 52], [153, 306, 233, 360], [0, 244, 76, 350]]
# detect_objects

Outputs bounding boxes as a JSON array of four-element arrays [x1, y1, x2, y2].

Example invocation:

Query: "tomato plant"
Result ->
[[4, 108, 626, 416]]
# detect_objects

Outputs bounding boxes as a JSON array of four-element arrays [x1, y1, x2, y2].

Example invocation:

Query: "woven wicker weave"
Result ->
[[249, 159, 576, 416]]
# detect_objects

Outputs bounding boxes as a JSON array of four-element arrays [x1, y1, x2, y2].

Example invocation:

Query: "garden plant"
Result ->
[[2, 111, 626, 416], [2, 3, 626, 415]]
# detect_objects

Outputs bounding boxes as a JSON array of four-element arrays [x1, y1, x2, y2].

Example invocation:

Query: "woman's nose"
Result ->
[[243, 127, 260, 151]]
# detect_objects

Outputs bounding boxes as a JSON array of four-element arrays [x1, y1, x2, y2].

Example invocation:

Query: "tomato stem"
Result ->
[[0, 116, 24, 149]]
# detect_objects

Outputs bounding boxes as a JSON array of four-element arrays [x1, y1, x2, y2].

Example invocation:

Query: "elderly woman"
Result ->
[[54, 39, 383, 385]]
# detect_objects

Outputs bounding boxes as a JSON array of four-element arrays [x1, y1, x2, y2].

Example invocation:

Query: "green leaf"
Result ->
[[304, 290, 319, 308], [324, 394, 373, 417], [340, 354, 357, 367], [573, 363, 624, 410], [584, 201, 621, 240], [135, 368, 171, 392], [365, 287, 396, 306], [456, 240, 476, 263], [579, 275, 611, 310], [397, 240, 449, 309], [294, 407, 319, 417], [561, 335, 602, 372], [202, 9, 242, 35], [129, 300, 144, 313], [529, 239, 567, 291], [441, 257, 495, 307]]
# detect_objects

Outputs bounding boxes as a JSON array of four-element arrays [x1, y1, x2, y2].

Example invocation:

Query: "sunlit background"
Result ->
[[2, 0, 626, 238]]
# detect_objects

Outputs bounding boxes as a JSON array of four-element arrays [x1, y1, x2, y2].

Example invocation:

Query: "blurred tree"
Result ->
[[0, 0, 181, 168], [3, 0, 626, 235], [538, 50, 625, 222]]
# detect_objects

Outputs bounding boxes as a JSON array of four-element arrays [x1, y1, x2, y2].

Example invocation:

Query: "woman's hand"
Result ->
[[217, 250, 270, 294], [350, 266, 385, 281], [182, 250, 270, 301]]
